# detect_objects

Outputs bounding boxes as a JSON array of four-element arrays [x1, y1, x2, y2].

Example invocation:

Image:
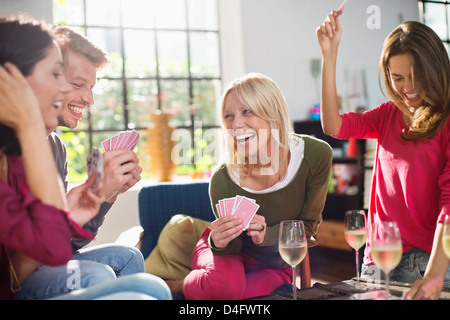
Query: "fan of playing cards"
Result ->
[[86, 129, 141, 195], [216, 196, 260, 231], [101, 129, 140, 152], [86, 147, 103, 194]]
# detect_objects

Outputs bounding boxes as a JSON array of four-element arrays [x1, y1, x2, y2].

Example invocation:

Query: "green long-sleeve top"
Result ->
[[208, 134, 333, 269]]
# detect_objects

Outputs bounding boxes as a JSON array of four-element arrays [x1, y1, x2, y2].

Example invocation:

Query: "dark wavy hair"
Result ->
[[0, 13, 54, 156]]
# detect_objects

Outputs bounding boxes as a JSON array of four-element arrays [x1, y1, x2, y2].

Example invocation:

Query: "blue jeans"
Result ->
[[50, 273, 172, 300], [15, 244, 170, 299], [361, 247, 450, 289]]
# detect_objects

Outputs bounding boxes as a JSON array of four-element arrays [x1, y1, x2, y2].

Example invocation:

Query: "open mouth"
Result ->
[[52, 101, 62, 110], [68, 105, 84, 115], [404, 92, 419, 102], [235, 132, 256, 145]]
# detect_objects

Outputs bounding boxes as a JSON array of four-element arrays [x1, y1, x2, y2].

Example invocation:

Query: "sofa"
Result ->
[[137, 180, 311, 290]]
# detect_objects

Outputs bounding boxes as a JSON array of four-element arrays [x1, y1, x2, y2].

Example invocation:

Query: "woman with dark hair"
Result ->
[[0, 14, 172, 300], [0, 13, 103, 300], [317, 11, 450, 299]]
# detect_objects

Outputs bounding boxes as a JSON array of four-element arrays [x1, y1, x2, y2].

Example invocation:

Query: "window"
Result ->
[[53, 0, 223, 182], [419, 0, 450, 53]]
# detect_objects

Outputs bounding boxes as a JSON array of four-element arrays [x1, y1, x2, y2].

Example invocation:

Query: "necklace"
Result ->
[[4, 245, 21, 292]]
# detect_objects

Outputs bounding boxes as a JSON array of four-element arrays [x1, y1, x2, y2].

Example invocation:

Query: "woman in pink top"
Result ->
[[317, 11, 450, 299]]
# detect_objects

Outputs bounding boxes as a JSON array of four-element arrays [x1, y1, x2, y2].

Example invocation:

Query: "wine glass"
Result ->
[[344, 210, 368, 282], [279, 220, 308, 300], [442, 215, 450, 259], [371, 221, 402, 298]]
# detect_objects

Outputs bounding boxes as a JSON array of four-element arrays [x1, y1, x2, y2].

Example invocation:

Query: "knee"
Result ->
[[70, 261, 116, 288], [184, 269, 246, 300]]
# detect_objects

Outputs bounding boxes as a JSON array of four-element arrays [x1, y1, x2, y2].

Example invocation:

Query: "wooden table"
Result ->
[[250, 278, 450, 300]]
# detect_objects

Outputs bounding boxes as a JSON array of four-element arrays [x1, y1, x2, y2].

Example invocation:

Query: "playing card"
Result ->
[[216, 203, 223, 217], [86, 147, 103, 194], [336, 0, 347, 16], [101, 130, 140, 152], [233, 197, 260, 230], [215, 196, 259, 230]]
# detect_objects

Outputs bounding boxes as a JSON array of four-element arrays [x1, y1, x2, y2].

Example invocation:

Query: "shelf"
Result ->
[[294, 120, 366, 250]]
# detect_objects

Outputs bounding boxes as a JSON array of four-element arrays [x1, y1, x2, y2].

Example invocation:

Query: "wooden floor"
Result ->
[[307, 246, 356, 285]]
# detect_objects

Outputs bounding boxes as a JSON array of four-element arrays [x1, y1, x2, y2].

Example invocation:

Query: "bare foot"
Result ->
[[165, 279, 184, 295]]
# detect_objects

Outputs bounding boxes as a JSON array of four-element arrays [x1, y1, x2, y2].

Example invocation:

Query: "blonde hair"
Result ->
[[379, 21, 450, 140], [220, 73, 292, 180]]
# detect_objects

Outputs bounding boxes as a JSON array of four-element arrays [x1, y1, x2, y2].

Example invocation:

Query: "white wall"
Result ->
[[0, 0, 52, 20], [236, 0, 419, 120]]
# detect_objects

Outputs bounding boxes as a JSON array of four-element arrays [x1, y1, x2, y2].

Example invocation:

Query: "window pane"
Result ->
[[86, 0, 121, 26], [188, 0, 218, 30], [198, 127, 224, 168], [86, 28, 123, 78], [190, 32, 220, 77], [53, 0, 85, 25], [424, 3, 448, 40], [127, 80, 158, 128], [60, 131, 89, 181], [92, 79, 124, 130], [155, 0, 186, 29], [157, 31, 188, 77], [192, 79, 221, 126], [159, 80, 190, 126], [448, 5, 450, 42], [122, 0, 155, 28], [124, 30, 157, 78]]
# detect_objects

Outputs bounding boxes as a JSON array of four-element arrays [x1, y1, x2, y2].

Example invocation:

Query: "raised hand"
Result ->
[[316, 11, 343, 56]]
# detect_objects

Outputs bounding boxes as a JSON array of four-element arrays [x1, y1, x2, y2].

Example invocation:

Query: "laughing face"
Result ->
[[223, 89, 272, 162], [26, 42, 70, 135], [389, 53, 424, 111], [58, 50, 97, 129]]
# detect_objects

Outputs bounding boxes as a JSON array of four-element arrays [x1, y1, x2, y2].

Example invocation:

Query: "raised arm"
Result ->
[[316, 11, 343, 136]]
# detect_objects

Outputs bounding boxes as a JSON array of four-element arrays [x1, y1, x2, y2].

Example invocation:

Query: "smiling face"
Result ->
[[388, 53, 424, 110], [26, 42, 69, 135], [58, 50, 97, 129], [223, 89, 272, 162]]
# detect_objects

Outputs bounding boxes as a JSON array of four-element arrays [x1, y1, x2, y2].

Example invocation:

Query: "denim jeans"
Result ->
[[50, 273, 172, 300], [15, 244, 171, 299], [361, 247, 450, 289]]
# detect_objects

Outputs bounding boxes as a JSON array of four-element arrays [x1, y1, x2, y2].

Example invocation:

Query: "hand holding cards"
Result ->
[[216, 196, 260, 230], [101, 129, 140, 152], [86, 147, 103, 194]]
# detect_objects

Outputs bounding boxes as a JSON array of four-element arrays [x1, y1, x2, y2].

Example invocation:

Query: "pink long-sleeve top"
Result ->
[[335, 102, 450, 265], [0, 155, 92, 299]]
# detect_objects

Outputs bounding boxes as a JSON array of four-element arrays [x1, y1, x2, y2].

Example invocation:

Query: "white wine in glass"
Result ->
[[442, 215, 450, 259], [279, 220, 307, 300], [344, 210, 368, 282], [371, 221, 402, 298]]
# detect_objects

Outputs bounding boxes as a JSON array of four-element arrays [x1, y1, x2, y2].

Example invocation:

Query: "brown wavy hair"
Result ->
[[379, 21, 450, 140]]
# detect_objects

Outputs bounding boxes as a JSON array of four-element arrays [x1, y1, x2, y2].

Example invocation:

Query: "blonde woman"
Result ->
[[317, 12, 450, 299], [169, 73, 332, 299]]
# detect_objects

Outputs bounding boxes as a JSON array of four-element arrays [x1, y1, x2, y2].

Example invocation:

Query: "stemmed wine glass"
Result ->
[[279, 220, 308, 300], [371, 221, 402, 298], [344, 210, 368, 282], [442, 215, 450, 259]]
